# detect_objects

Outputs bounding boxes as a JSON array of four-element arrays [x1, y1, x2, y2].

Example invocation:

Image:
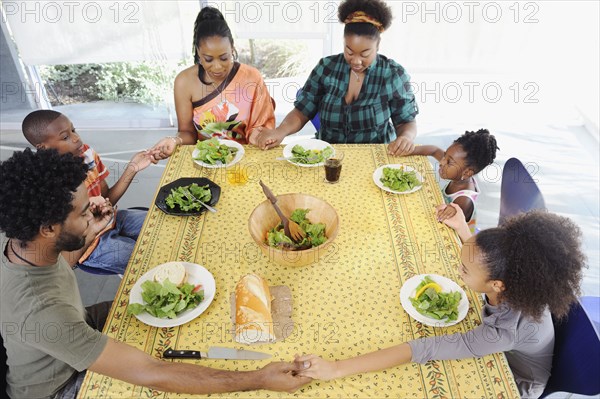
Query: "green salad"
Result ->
[[194, 138, 238, 165], [409, 276, 461, 321], [128, 280, 204, 319], [290, 144, 334, 164], [267, 209, 327, 250], [165, 183, 211, 212], [380, 166, 422, 192]]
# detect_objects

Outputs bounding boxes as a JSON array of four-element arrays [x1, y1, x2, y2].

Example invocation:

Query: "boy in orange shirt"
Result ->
[[22, 110, 155, 274]]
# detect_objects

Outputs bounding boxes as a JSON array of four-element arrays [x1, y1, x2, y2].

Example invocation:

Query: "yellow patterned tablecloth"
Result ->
[[79, 145, 518, 399]]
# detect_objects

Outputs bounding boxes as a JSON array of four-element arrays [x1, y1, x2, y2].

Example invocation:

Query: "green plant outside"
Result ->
[[41, 61, 182, 105], [40, 39, 313, 106]]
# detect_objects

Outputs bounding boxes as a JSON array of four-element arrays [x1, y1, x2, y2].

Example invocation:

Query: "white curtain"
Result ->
[[3, 0, 597, 127], [374, 1, 598, 128], [3, 0, 199, 65], [6, 1, 597, 73]]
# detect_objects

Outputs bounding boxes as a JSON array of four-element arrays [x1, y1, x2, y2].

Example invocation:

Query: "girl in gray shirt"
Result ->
[[294, 205, 585, 398]]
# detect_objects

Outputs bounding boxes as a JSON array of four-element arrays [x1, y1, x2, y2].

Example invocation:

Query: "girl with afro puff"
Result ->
[[410, 129, 499, 231], [294, 207, 585, 398]]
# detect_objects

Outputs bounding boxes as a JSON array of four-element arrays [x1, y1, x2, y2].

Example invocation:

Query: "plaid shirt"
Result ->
[[295, 54, 418, 144]]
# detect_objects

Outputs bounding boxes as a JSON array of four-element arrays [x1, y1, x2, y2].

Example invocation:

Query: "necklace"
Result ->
[[351, 70, 362, 82], [210, 81, 225, 103], [9, 239, 40, 267]]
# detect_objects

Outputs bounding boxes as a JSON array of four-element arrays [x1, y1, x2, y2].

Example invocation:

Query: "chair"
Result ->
[[295, 89, 321, 132], [499, 157, 546, 225], [309, 112, 321, 132], [580, 296, 600, 334], [1, 334, 7, 396], [539, 298, 600, 398]]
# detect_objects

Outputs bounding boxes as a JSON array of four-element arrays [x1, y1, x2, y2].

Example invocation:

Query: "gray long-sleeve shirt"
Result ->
[[408, 296, 554, 398]]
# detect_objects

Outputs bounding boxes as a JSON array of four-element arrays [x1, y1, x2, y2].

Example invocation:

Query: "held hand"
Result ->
[[129, 150, 155, 172], [254, 127, 285, 150], [388, 136, 416, 156], [88, 209, 113, 236], [258, 362, 312, 393], [148, 137, 178, 161], [89, 197, 112, 218], [248, 127, 263, 147], [293, 354, 339, 381], [435, 203, 467, 230], [145, 149, 163, 165], [435, 203, 458, 222], [89, 196, 107, 210]]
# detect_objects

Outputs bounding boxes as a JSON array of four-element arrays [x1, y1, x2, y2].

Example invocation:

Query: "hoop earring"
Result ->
[[233, 49, 239, 61]]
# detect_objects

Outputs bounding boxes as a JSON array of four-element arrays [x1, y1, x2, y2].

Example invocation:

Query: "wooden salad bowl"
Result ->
[[248, 193, 339, 267]]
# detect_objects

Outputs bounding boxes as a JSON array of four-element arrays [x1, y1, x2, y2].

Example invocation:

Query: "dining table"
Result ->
[[78, 143, 519, 398]]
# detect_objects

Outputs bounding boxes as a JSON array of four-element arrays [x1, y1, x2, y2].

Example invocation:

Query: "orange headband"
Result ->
[[344, 11, 384, 32]]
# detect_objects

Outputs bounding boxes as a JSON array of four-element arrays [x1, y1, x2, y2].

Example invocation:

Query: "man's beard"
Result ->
[[56, 230, 86, 252]]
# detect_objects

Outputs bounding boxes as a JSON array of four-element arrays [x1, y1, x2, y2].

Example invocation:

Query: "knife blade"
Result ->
[[163, 347, 271, 360]]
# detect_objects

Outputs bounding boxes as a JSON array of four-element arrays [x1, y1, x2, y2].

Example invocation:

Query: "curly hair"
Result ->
[[22, 109, 63, 146], [454, 129, 499, 173], [192, 6, 235, 85], [475, 211, 585, 321], [338, 0, 393, 39], [0, 148, 88, 243]]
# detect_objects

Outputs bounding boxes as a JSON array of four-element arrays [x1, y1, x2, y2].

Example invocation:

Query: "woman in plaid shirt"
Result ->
[[256, 0, 418, 155]]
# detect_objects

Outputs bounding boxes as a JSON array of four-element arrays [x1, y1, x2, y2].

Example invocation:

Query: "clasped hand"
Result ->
[[291, 353, 338, 381], [253, 127, 285, 150], [434, 203, 468, 230], [146, 137, 178, 162], [90, 196, 113, 217], [88, 196, 115, 234], [387, 136, 416, 156]]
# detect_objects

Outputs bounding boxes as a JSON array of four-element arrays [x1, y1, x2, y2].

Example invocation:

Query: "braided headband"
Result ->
[[344, 11, 384, 32]]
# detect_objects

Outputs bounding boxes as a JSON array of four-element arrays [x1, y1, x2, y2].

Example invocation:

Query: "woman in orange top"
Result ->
[[150, 7, 275, 159]]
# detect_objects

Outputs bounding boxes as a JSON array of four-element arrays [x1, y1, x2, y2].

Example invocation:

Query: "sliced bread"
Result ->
[[153, 262, 187, 287]]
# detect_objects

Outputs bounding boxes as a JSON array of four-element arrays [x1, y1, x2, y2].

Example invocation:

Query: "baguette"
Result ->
[[235, 274, 275, 344], [153, 262, 187, 287]]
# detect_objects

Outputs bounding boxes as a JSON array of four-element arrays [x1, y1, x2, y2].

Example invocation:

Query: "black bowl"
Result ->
[[155, 177, 221, 216]]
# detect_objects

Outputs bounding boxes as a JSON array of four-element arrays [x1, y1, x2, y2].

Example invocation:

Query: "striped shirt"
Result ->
[[295, 54, 418, 144], [81, 144, 108, 197], [79, 144, 111, 263]]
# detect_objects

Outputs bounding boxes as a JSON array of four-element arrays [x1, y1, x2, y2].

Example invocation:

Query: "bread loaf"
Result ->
[[235, 274, 275, 344], [153, 262, 187, 287]]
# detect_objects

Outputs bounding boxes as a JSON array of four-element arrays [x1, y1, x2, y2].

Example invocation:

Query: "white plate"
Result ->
[[192, 139, 244, 169], [373, 164, 424, 194], [399, 274, 469, 327], [129, 262, 216, 328], [282, 139, 334, 167]]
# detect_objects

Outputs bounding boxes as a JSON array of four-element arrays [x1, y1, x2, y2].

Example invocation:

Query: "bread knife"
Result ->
[[163, 347, 271, 360]]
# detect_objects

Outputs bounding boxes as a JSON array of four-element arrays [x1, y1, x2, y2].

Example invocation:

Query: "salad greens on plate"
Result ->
[[290, 145, 334, 165], [380, 166, 422, 192], [127, 280, 204, 319], [409, 276, 462, 321], [165, 183, 211, 212], [193, 138, 238, 165], [267, 208, 327, 250]]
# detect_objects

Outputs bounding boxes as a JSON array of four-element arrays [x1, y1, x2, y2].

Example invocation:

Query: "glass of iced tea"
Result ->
[[324, 151, 344, 184]]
